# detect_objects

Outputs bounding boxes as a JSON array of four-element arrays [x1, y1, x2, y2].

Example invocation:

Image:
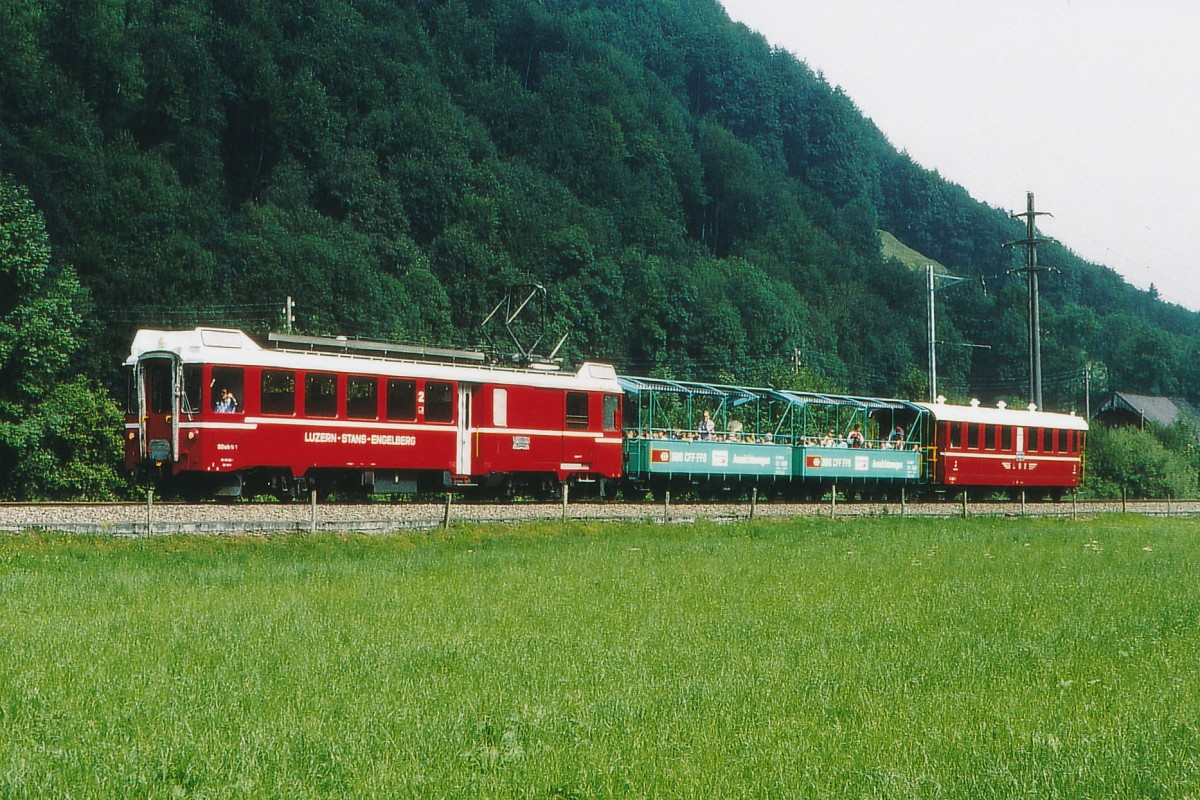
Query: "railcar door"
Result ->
[[456, 384, 473, 477], [136, 353, 180, 465]]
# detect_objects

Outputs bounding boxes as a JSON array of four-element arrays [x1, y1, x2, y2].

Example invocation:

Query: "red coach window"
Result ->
[[348, 376, 378, 420], [967, 424, 980, 450], [603, 394, 620, 431], [305, 373, 338, 418], [948, 422, 962, 449], [425, 381, 454, 423], [261, 370, 296, 416], [1001, 426, 1013, 451], [566, 392, 589, 429], [386, 379, 417, 421]]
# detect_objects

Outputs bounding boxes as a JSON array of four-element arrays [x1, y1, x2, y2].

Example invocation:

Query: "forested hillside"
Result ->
[[3, 0, 1200, 415]]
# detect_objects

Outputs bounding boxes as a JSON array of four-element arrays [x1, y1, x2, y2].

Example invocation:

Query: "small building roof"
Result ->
[[1095, 392, 1199, 428]]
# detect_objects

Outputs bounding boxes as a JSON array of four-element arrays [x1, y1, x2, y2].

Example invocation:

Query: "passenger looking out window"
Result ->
[[214, 388, 238, 413]]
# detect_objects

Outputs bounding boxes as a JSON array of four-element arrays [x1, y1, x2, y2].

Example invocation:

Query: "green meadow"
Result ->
[[2, 517, 1198, 798]]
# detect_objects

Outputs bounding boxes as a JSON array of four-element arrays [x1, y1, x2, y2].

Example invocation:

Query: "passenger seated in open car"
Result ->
[[847, 426, 864, 448]]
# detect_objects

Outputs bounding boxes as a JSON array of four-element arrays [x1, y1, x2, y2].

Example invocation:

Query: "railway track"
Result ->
[[2, 497, 1199, 536]]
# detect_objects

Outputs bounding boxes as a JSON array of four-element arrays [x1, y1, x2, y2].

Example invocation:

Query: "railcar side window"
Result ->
[[347, 376, 378, 420], [1001, 426, 1013, 451], [305, 373, 338, 418], [566, 392, 589, 429], [386, 380, 417, 421], [211, 367, 244, 413], [948, 422, 962, 449], [494, 388, 508, 427], [1028, 428, 1040, 452], [425, 381, 454, 423], [261, 370, 296, 416], [603, 394, 620, 431], [967, 424, 980, 450], [1059, 430, 1070, 454]]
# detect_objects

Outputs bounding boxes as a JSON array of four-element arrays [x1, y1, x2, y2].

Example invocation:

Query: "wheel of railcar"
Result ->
[[538, 476, 561, 502]]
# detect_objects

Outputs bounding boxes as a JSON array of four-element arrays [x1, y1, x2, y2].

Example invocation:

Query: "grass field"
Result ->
[[2, 516, 1199, 798]]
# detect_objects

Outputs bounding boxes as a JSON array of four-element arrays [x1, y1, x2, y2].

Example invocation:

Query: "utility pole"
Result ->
[[1006, 192, 1055, 410], [1084, 363, 1091, 419], [284, 296, 295, 333], [927, 265, 967, 403]]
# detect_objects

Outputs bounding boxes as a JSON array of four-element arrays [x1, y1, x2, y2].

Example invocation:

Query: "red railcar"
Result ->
[[124, 328, 623, 498], [917, 399, 1088, 492]]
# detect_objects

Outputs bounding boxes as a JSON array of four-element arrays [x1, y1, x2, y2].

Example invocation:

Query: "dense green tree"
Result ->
[[0, 174, 123, 499], [1084, 423, 1198, 500], [0, 0, 1198, 462]]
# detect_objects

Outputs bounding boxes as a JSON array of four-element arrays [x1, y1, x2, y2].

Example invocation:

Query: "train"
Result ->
[[123, 328, 1087, 500]]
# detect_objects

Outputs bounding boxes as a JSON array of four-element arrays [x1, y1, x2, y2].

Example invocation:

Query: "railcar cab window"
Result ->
[[386, 379, 417, 421], [425, 381, 454, 423], [305, 373, 338, 418], [261, 370, 296, 416], [210, 367, 244, 414], [347, 376, 378, 420], [182, 365, 202, 415], [566, 392, 589, 429], [124, 366, 136, 414], [145, 360, 173, 414]]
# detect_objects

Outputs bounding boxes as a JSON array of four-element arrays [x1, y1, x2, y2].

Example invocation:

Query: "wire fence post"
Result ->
[[1072, 489, 1078, 522], [1122, 486, 1128, 514], [664, 490, 671, 524], [1166, 493, 1172, 517], [961, 491, 969, 520], [310, 489, 318, 533], [146, 488, 154, 538], [562, 482, 569, 523], [901, 486, 906, 517], [749, 487, 757, 521], [442, 492, 453, 530], [1020, 489, 1026, 517], [830, 484, 837, 518]]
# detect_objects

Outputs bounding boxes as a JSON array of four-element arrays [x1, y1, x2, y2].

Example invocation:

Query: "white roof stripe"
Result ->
[[917, 401, 1089, 431], [126, 328, 622, 393]]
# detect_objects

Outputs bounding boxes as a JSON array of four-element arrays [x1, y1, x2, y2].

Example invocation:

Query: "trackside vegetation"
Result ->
[[2, 517, 1198, 797]]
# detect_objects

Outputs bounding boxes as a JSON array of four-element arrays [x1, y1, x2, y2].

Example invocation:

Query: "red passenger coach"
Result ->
[[124, 328, 623, 498], [918, 398, 1088, 493]]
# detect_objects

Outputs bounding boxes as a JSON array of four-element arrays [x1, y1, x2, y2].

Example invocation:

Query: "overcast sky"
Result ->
[[718, 0, 1200, 311]]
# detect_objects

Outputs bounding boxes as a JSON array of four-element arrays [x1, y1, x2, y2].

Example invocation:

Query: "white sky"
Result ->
[[718, 0, 1200, 311]]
